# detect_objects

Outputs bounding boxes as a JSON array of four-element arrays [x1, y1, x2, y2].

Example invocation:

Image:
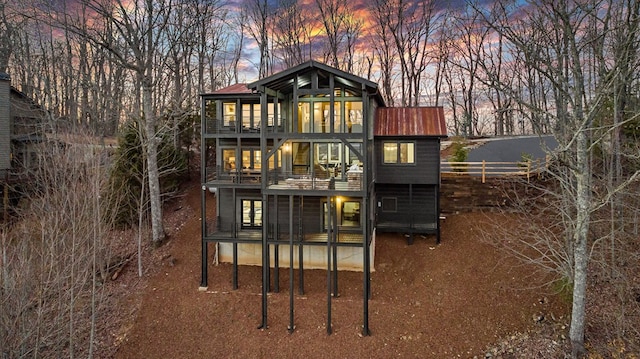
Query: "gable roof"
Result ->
[[248, 61, 384, 105], [375, 107, 447, 137]]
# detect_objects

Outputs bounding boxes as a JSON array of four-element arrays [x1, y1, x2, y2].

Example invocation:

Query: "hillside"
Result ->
[[101, 177, 571, 358]]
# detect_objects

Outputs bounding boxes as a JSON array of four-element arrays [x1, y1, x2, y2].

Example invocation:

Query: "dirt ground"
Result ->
[[104, 178, 570, 359]]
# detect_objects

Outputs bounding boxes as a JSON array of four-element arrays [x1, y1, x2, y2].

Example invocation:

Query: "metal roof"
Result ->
[[211, 83, 253, 94], [375, 107, 447, 137]]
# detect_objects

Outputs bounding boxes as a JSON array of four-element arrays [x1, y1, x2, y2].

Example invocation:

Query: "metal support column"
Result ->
[[200, 185, 208, 288], [232, 188, 238, 288], [298, 196, 304, 295], [332, 199, 338, 297], [288, 195, 295, 333], [326, 195, 333, 334], [409, 184, 414, 245], [274, 195, 280, 293], [436, 185, 441, 244], [259, 192, 269, 330], [232, 241, 238, 289]]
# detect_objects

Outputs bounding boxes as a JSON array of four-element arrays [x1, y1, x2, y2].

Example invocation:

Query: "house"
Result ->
[[0, 72, 48, 179], [199, 61, 447, 335]]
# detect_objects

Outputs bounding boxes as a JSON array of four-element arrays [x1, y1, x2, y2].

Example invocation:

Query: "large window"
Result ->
[[297, 98, 362, 133], [383, 142, 415, 164]]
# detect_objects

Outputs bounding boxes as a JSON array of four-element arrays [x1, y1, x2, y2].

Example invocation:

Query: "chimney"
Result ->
[[0, 72, 10, 172]]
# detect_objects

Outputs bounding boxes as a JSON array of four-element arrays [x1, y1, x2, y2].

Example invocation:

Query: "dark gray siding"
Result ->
[[0, 74, 10, 172], [375, 138, 440, 184], [217, 188, 262, 232], [216, 190, 333, 236], [269, 195, 324, 236], [375, 184, 437, 230]]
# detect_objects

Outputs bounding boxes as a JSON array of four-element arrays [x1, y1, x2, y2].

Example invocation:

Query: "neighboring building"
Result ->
[[199, 61, 447, 335], [0, 72, 48, 180], [1, 73, 49, 220]]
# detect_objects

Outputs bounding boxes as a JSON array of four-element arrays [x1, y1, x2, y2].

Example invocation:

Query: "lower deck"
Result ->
[[204, 230, 364, 246]]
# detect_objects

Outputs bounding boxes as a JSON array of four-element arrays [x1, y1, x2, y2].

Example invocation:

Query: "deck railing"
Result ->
[[205, 166, 261, 184], [266, 170, 363, 191], [204, 118, 285, 134], [442, 158, 547, 183]]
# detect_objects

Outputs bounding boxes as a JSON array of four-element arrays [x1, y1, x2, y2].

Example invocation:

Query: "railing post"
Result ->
[[527, 160, 531, 182], [482, 160, 486, 184]]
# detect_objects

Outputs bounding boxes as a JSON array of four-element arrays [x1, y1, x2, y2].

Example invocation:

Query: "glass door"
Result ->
[[242, 199, 262, 228]]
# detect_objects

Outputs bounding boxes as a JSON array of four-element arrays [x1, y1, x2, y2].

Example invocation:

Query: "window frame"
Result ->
[[382, 141, 416, 165]]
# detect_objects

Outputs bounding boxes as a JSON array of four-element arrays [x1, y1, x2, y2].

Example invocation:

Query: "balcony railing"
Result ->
[[204, 118, 285, 135], [266, 170, 363, 191], [205, 166, 262, 184]]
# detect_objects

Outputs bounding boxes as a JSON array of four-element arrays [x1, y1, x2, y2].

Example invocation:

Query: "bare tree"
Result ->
[[243, 0, 272, 77], [449, 6, 489, 137], [313, 0, 362, 71], [0, 135, 117, 357], [272, 0, 312, 68], [69, 0, 187, 244], [368, 0, 398, 106], [478, 0, 640, 355], [393, 0, 435, 106], [0, 1, 22, 72]]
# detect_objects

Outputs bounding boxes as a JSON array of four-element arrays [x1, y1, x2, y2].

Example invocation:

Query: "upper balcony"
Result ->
[[204, 165, 365, 192], [264, 164, 364, 192], [204, 165, 262, 185], [203, 118, 286, 135]]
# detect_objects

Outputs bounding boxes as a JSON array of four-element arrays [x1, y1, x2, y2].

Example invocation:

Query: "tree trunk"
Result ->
[[569, 129, 590, 358], [142, 81, 165, 245]]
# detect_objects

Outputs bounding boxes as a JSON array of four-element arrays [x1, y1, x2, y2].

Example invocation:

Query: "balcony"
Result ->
[[204, 166, 262, 185], [265, 170, 363, 192], [204, 118, 285, 135]]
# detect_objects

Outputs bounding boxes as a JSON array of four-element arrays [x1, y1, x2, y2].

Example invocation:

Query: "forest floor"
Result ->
[[91, 174, 575, 359]]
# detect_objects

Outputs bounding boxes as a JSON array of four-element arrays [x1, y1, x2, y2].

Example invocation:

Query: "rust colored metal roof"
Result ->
[[212, 83, 252, 94], [375, 107, 447, 137]]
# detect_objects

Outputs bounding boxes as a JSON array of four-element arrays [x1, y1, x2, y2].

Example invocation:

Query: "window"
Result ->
[[383, 142, 415, 164], [292, 142, 310, 175], [223, 102, 236, 127], [241, 103, 261, 129], [222, 149, 236, 171], [381, 197, 397, 212], [322, 199, 361, 230], [241, 149, 261, 170], [314, 142, 341, 165], [267, 103, 281, 126], [299, 102, 311, 132], [345, 102, 362, 133], [242, 199, 262, 228], [341, 200, 361, 227]]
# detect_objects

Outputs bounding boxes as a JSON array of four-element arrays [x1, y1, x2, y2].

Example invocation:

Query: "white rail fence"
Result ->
[[441, 158, 548, 183]]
